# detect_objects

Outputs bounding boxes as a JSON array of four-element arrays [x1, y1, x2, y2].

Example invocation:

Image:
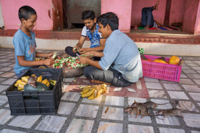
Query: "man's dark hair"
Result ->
[[97, 12, 118, 31], [18, 6, 37, 21], [82, 10, 95, 20]]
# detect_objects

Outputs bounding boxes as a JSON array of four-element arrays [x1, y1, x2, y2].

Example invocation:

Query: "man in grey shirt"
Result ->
[[79, 12, 143, 87]]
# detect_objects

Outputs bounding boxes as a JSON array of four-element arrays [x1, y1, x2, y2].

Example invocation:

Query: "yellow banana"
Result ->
[[16, 80, 27, 85], [21, 76, 29, 83], [42, 79, 48, 84], [95, 89, 104, 99], [82, 86, 91, 91], [88, 89, 98, 100], [17, 87, 24, 91], [31, 74, 36, 77], [82, 88, 95, 98], [37, 76, 43, 82], [50, 80, 56, 85], [80, 88, 90, 95], [15, 83, 24, 89], [46, 82, 50, 87]]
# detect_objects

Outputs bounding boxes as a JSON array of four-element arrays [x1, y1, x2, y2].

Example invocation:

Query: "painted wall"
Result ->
[[131, 0, 166, 26], [0, 0, 63, 30], [194, 2, 200, 35], [51, 0, 63, 30], [101, 0, 132, 33], [169, 0, 185, 25], [0, 1, 4, 27], [183, 0, 199, 34]]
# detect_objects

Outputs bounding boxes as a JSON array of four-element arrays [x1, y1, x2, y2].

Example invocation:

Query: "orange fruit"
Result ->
[[169, 56, 180, 65]]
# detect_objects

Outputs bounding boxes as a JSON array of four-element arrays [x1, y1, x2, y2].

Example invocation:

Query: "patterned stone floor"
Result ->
[[0, 48, 200, 133]]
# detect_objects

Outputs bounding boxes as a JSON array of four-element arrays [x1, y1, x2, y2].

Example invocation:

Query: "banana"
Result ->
[[37, 76, 43, 82], [80, 84, 107, 100], [17, 87, 24, 91], [95, 89, 104, 99], [16, 80, 27, 85], [15, 83, 24, 89], [42, 79, 48, 85], [80, 88, 90, 95], [50, 80, 56, 85], [82, 86, 91, 91], [21, 76, 29, 83], [46, 82, 50, 87], [82, 88, 95, 98], [88, 89, 98, 100], [31, 74, 36, 77]]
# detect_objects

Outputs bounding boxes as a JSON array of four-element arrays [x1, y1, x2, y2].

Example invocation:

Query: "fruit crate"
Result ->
[[142, 55, 182, 82], [6, 68, 63, 115]]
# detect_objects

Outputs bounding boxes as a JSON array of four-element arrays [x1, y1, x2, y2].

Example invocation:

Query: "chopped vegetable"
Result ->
[[52, 57, 88, 69], [52, 52, 57, 59]]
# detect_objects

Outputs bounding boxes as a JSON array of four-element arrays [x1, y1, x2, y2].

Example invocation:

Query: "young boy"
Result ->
[[13, 6, 54, 78], [65, 10, 106, 57], [79, 12, 143, 87]]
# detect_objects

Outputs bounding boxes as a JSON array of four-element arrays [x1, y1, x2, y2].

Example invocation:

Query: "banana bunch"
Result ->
[[80, 84, 107, 100]]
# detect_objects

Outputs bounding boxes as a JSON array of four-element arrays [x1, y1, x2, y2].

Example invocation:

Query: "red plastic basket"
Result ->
[[142, 55, 182, 82]]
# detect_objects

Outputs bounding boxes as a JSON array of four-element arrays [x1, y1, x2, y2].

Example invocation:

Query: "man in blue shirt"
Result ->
[[79, 12, 143, 87], [65, 10, 106, 58]]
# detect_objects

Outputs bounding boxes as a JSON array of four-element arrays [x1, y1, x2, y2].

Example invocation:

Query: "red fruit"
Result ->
[[57, 57, 61, 59], [56, 66, 60, 68], [56, 61, 59, 63], [63, 63, 65, 65], [147, 59, 153, 62]]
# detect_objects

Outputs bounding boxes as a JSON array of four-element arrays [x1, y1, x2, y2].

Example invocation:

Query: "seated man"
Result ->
[[65, 10, 106, 58], [139, 0, 162, 29], [79, 12, 143, 87]]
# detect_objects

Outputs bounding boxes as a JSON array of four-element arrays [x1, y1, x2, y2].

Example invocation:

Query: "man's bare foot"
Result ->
[[91, 80, 111, 85], [154, 0, 160, 10], [144, 25, 149, 30]]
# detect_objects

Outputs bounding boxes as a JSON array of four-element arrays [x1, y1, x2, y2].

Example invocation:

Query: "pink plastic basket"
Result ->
[[142, 55, 182, 82]]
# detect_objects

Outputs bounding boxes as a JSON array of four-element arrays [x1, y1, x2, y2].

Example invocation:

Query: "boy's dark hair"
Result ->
[[18, 6, 37, 21], [82, 10, 95, 20], [97, 12, 118, 31]]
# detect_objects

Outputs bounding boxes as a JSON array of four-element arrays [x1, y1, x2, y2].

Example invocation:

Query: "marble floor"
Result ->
[[0, 48, 200, 133]]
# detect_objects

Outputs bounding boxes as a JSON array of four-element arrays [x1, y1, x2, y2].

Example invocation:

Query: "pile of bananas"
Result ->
[[80, 84, 107, 100], [15, 74, 56, 91]]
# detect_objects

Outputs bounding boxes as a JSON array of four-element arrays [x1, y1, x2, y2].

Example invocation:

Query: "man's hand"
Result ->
[[73, 43, 82, 53], [79, 56, 89, 64], [82, 51, 94, 58], [72, 46, 80, 53], [47, 52, 54, 58], [43, 58, 54, 66], [79, 48, 89, 54]]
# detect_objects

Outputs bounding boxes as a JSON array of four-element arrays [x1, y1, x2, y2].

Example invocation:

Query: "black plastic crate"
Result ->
[[6, 68, 63, 115]]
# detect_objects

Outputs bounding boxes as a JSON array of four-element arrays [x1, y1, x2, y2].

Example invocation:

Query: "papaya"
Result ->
[[154, 59, 167, 64], [169, 56, 180, 65]]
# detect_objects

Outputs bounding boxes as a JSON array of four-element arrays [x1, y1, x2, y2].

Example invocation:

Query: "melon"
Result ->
[[154, 59, 167, 64], [169, 56, 180, 65]]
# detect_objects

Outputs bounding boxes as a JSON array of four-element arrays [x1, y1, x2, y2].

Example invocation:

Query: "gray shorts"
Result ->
[[84, 66, 133, 87]]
